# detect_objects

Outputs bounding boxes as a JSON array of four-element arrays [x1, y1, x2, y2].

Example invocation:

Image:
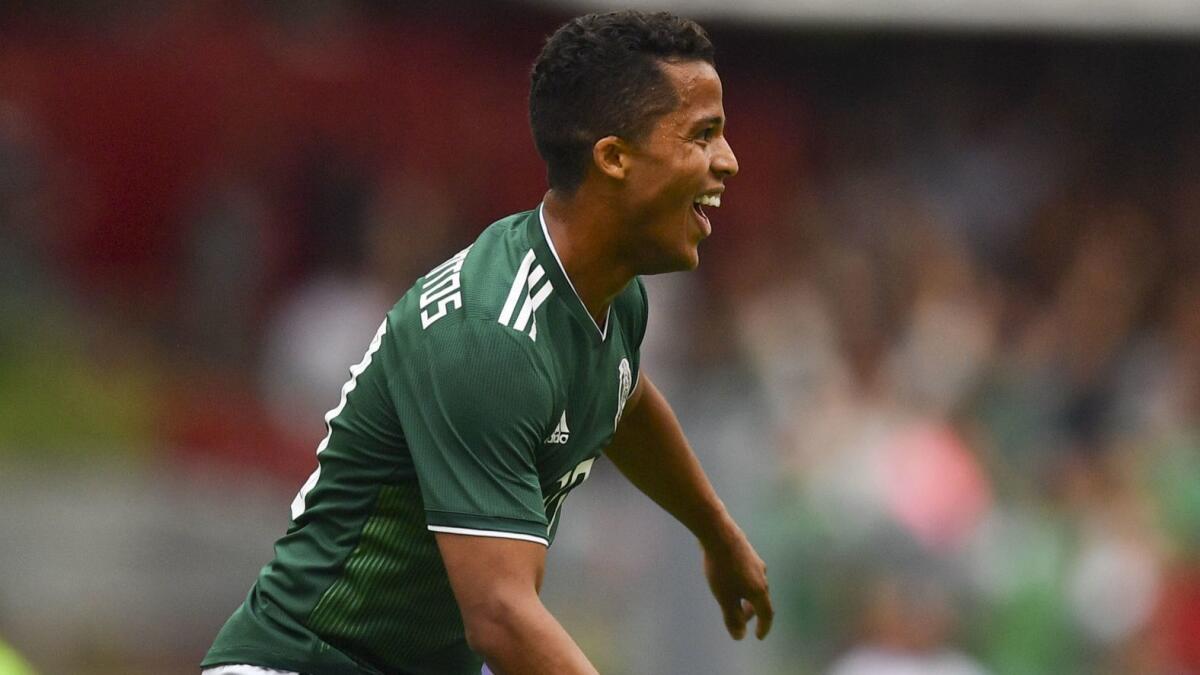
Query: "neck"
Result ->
[[541, 188, 635, 329]]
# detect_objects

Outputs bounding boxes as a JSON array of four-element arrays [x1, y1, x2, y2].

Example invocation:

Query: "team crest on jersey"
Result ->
[[544, 411, 570, 445], [614, 358, 632, 429]]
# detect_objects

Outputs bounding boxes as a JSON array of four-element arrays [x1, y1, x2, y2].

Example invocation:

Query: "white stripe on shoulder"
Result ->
[[527, 264, 545, 288], [498, 250, 536, 326], [428, 525, 549, 547], [514, 280, 554, 333]]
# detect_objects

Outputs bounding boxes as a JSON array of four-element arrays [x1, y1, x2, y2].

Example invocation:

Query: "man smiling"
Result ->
[[203, 10, 771, 675]]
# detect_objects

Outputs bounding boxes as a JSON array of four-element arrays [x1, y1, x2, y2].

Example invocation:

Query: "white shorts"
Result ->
[[199, 662, 297, 667]]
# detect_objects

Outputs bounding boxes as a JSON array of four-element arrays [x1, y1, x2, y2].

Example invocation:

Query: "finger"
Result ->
[[720, 596, 747, 640], [751, 589, 775, 640]]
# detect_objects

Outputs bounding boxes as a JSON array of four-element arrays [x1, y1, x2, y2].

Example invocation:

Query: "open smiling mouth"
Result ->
[[692, 193, 721, 234], [693, 193, 722, 212]]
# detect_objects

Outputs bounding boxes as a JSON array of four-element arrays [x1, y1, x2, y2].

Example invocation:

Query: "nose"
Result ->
[[713, 135, 738, 178]]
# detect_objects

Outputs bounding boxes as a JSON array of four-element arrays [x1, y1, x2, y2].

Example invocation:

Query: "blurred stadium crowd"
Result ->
[[2, 2, 1199, 674]]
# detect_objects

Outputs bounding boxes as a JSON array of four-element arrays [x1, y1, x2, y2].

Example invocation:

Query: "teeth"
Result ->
[[693, 194, 721, 208]]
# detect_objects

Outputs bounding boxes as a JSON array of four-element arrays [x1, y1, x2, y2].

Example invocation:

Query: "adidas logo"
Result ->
[[544, 411, 569, 445]]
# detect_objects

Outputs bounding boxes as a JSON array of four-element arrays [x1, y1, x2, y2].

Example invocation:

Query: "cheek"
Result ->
[[633, 146, 707, 210], [663, 150, 706, 190], [682, 146, 712, 180]]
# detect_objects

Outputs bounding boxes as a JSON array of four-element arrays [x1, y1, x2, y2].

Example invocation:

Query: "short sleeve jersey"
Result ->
[[203, 205, 648, 675]]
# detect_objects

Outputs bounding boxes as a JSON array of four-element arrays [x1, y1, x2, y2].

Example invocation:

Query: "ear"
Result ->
[[592, 135, 630, 181]]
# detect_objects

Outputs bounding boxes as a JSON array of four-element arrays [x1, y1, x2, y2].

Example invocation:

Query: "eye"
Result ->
[[697, 127, 715, 143]]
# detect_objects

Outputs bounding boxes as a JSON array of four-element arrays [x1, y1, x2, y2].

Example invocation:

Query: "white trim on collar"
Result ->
[[539, 203, 609, 340]]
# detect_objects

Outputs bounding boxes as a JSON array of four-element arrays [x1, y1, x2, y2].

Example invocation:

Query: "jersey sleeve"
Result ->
[[388, 317, 555, 546]]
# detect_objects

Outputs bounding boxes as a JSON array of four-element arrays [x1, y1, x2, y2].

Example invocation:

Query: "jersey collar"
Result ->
[[532, 203, 610, 343]]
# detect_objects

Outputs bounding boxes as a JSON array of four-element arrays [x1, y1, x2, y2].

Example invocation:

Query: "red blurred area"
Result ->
[[0, 4, 555, 299]]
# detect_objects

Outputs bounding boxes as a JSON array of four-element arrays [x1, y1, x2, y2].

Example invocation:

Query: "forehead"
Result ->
[[656, 59, 725, 127]]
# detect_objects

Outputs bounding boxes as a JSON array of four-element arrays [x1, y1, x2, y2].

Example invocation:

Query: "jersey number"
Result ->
[[543, 457, 595, 534]]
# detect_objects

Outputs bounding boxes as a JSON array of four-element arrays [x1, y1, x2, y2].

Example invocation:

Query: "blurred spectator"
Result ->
[[826, 575, 988, 675], [260, 165, 460, 443]]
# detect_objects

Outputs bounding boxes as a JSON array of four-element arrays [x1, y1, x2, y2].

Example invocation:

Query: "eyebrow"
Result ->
[[688, 115, 724, 133]]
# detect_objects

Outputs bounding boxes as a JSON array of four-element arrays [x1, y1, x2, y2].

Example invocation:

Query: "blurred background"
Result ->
[[2, 1, 1200, 674]]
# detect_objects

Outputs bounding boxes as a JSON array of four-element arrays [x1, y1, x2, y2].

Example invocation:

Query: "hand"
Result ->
[[702, 525, 773, 641]]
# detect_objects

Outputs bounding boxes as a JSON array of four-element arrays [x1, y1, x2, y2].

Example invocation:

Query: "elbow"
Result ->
[[463, 617, 504, 658], [461, 594, 524, 657]]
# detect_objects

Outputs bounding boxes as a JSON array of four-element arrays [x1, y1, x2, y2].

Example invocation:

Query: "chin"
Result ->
[[642, 248, 700, 275]]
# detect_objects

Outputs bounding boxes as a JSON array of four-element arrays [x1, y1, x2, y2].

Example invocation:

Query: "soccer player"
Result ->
[[202, 10, 772, 675]]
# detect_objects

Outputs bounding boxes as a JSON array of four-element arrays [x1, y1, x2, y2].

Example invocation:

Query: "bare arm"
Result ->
[[604, 373, 774, 640], [434, 533, 599, 675]]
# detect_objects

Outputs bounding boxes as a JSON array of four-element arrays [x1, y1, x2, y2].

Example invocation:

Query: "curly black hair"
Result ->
[[530, 11, 714, 193]]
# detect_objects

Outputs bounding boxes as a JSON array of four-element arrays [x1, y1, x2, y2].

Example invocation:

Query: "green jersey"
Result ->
[[203, 205, 647, 675]]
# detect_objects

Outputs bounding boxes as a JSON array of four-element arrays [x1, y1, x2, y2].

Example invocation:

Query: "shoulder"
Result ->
[[445, 210, 546, 325], [422, 314, 545, 371], [393, 315, 557, 423], [388, 210, 539, 332], [408, 222, 554, 385]]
